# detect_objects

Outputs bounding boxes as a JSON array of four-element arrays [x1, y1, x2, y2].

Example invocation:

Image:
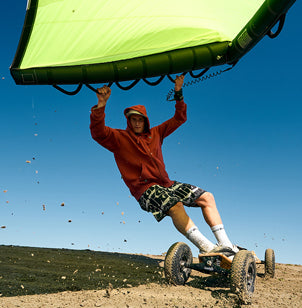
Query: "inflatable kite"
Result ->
[[10, 0, 296, 94]]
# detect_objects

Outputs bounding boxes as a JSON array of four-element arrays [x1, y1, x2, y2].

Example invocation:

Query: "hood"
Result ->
[[124, 105, 150, 134]]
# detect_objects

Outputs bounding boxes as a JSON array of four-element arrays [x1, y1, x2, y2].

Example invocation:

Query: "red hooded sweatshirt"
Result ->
[[90, 100, 187, 200]]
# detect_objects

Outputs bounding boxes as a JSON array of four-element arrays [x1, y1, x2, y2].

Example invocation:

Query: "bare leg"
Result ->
[[167, 202, 195, 235], [167, 202, 215, 252], [195, 192, 222, 227], [195, 192, 236, 250]]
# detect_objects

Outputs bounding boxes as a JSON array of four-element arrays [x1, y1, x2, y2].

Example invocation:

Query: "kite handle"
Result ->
[[53, 83, 116, 95], [189, 68, 210, 78], [143, 75, 165, 86], [267, 14, 286, 39], [115, 79, 140, 90], [85, 83, 113, 93], [167, 72, 188, 84], [53, 84, 83, 95], [167, 75, 176, 83]]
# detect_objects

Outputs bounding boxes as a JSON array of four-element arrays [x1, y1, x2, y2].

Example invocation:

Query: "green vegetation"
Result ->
[[0, 245, 165, 297]]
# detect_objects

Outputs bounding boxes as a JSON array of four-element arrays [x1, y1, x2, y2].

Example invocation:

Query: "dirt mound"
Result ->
[[0, 245, 301, 307]]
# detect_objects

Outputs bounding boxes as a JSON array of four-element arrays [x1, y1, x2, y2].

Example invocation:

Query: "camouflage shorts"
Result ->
[[138, 181, 206, 222]]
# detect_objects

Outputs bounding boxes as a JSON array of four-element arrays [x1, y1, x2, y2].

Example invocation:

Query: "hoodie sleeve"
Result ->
[[90, 105, 120, 152], [155, 99, 187, 141]]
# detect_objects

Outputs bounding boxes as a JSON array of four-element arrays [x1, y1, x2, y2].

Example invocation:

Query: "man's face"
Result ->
[[129, 115, 145, 134]]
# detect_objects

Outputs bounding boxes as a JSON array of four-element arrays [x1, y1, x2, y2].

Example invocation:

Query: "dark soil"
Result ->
[[0, 245, 301, 307]]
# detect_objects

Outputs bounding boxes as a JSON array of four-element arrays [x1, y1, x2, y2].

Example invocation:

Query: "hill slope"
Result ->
[[0, 245, 301, 307]]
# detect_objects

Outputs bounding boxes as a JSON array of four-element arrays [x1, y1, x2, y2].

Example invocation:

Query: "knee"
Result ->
[[196, 192, 216, 209]]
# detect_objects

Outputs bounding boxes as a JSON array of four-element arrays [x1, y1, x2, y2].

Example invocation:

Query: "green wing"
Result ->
[[10, 0, 296, 87]]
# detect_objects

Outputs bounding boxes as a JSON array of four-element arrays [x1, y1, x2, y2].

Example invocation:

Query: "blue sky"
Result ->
[[1, 2, 301, 265]]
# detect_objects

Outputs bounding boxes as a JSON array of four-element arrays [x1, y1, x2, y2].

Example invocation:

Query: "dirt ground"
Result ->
[[0, 253, 301, 308]]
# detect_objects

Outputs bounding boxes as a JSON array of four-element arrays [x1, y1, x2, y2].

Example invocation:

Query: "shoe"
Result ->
[[199, 248, 209, 254], [209, 245, 239, 258]]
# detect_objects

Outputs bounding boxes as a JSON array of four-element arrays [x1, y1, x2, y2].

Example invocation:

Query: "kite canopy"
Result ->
[[10, 0, 296, 93]]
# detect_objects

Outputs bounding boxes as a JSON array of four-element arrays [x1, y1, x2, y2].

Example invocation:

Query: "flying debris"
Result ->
[[42, 204, 46, 211], [26, 160, 31, 164], [68, 220, 72, 223], [1, 226, 6, 229], [121, 212, 124, 216], [3, 190, 7, 193], [9, 0, 296, 95], [61, 203, 65, 207]]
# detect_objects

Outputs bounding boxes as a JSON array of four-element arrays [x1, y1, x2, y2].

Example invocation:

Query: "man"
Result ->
[[90, 75, 238, 258]]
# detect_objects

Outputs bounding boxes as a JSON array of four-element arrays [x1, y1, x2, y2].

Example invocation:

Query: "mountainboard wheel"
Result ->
[[164, 242, 192, 285], [264, 248, 275, 278], [230, 250, 257, 304]]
